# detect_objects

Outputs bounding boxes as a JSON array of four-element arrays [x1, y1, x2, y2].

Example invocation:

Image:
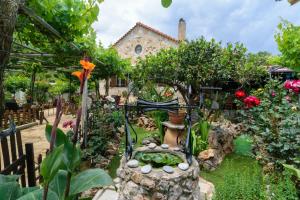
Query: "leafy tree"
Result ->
[[132, 37, 268, 102], [4, 74, 30, 94], [275, 20, 300, 72], [93, 47, 131, 96]]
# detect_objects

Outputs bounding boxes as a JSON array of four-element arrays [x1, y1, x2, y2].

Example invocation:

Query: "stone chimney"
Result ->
[[178, 18, 186, 41]]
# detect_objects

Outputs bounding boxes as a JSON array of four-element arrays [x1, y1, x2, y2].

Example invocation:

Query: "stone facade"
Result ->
[[114, 22, 179, 65], [100, 20, 186, 96]]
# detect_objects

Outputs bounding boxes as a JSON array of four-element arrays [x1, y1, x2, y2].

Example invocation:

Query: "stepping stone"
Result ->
[[93, 189, 118, 200], [173, 147, 181, 151], [148, 143, 157, 149], [142, 139, 150, 145], [141, 165, 152, 174], [163, 166, 174, 174], [199, 177, 215, 200], [178, 163, 189, 171], [127, 160, 139, 168], [113, 178, 120, 184], [161, 144, 169, 149]]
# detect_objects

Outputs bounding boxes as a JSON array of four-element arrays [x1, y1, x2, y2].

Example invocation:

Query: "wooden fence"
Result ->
[[2, 107, 42, 129], [0, 122, 42, 186]]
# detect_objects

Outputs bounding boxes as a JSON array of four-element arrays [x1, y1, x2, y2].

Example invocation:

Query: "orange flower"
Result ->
[[80, 60, 95, 71], [72, 70, 91, 82], [72, 71, 84, 82]]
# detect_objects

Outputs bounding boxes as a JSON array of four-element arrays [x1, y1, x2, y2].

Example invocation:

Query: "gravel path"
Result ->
[[21, 109, 75, 160]]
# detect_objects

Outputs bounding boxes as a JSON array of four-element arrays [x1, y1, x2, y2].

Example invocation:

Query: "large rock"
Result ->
[[137, 115, 157, 131], [198, 120, 244, 171]]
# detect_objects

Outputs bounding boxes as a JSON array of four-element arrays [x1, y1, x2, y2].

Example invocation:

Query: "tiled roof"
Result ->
[[113, 22, 179, 46]]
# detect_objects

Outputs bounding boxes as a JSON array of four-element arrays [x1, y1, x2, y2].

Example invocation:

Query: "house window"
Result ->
[[117, 76, 127, 87], [135, 44, 142, 55]]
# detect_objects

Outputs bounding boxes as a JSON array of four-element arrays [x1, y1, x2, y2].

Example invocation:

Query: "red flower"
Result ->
[[284, 80, 300, 94], [243, 96, 260, 108], [235, 90, 246, 99], [284, 80, 293, 90], [291, 80, 300, 93]]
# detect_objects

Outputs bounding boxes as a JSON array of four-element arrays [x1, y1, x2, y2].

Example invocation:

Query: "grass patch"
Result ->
[[201, 154, 264, 200]]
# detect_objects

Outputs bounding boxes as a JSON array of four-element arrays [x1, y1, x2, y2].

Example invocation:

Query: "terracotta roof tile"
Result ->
[[113, 22, 179, 46]]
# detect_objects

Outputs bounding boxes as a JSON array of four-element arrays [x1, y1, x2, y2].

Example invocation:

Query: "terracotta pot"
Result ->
[[168, 110, 186, 124]]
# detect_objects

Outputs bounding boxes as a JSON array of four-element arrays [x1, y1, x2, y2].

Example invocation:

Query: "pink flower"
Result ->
[[63, 120, 74, 128], [284, 80, 300, 94], [235, 90, 246, 99], [271, 91, 276, 97], [285, 96, 291, 102], [243, 96, 260, 108], [284, 80, 293, 90], [291, 80, 300, 93]]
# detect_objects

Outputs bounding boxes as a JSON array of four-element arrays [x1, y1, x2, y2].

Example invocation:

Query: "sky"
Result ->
[[92, 0, 300, 54]]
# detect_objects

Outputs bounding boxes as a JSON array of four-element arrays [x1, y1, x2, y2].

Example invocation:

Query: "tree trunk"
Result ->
[[0, 0, 21, 126], [105, 77, 110, 96]]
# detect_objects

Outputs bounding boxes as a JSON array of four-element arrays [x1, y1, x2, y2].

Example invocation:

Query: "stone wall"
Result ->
[[117, 148, 201, 200], [198, 121, 244, 171], [114, 24, 179, 65]]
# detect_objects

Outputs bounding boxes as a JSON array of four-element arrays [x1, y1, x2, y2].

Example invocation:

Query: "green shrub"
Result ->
[[4, 74, 30, 93], [234, 135, 253, 156], [239, 79, 300, 167]]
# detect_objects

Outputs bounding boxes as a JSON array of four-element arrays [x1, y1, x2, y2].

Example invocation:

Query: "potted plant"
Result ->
[[168, 109, 186, 124]]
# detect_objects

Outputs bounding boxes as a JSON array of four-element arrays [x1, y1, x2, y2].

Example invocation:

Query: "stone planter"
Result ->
[[117, 147, 201, 200]]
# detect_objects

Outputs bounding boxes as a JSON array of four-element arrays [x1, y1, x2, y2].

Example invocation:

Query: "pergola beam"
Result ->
[[288, 0, 300, 5], [19, 6, 81, 52]]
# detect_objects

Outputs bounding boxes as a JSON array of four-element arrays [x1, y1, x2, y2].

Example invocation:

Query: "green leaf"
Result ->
[[0, 174, 19, 183], [17, 189, 59, 200], [283, 164, 300, 180], [70, 169, 113, 195], [21, 187, 40, 196], [161, 0, 172, 8], [40, 145, 65, 183], [45, 124, 68, 147], [49, 170, 67, 200], [63, 142, 82, 172], [0, 182, 21, 200]]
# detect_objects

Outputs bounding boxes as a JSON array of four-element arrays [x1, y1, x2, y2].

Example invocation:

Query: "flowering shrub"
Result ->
[[284, 80, 300, 93], [238, 79, 300, 168], [243, 96, 260, 108], [235, 90, 246, 99]]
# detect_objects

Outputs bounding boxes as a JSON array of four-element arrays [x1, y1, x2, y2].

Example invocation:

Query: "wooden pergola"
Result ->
[[288, 0, 300, 5]]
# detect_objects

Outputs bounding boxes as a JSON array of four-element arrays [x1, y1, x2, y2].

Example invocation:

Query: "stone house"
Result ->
[[100, 19, 186, 95]]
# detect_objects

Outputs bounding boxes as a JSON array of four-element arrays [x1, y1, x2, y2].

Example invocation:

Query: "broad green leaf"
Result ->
[[0, 182, 21, 200], [21, 187, 40, 196], [70, 169, 113, 195], [17, 189, 59, 200], [63, 141, 82, 172], [45, 124, 68, 147], [40, 145, 65, 183], [0, 174, 19, 183], [161, 0, 172, 8], [49, 170, 67, 200], [283, 164, 300, 179]]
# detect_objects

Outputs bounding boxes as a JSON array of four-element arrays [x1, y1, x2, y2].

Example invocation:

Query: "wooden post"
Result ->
[[39, 111, 44, 125], [25, 143, 36, 186], [16, 110, 20, 126], [37, 154, 43, 183]]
